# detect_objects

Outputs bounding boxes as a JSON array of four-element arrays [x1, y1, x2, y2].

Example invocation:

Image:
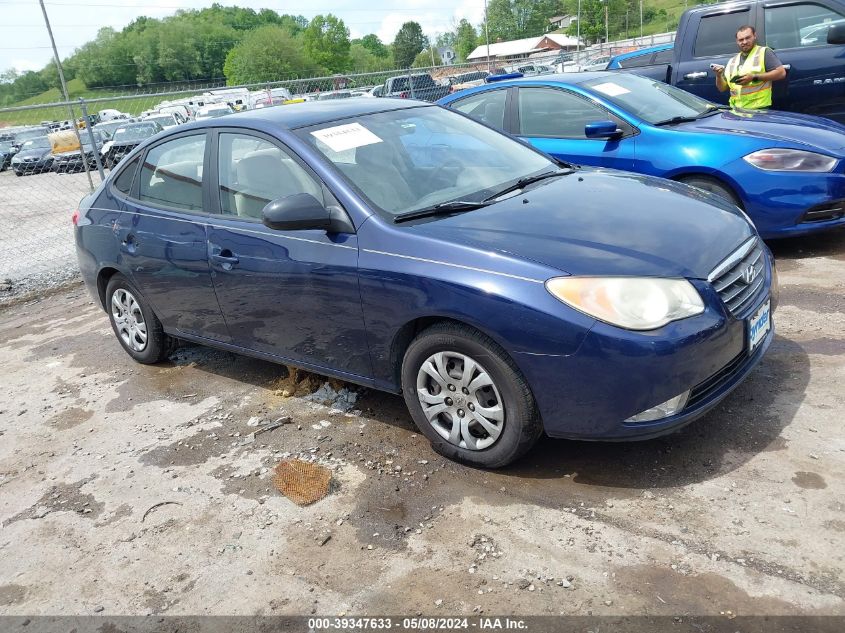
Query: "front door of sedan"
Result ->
[[513, 86, 638, 170], [206, 130, 372, 379]]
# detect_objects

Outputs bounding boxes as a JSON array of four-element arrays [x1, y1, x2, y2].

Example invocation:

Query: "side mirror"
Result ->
[[585, 120, 623, 139], [827, 23, 845, 45], [262, 193, 331, 231]]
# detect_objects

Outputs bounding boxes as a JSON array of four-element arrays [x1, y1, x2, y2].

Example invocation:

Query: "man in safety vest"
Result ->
[[713, 25, 786, 109]]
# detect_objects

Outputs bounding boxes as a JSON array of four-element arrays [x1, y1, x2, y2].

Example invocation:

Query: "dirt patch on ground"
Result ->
[[793, 471, 827, 490], [0, 584, 28, 606], [45, 406, 94, 430], [2, 478, 104, 526]]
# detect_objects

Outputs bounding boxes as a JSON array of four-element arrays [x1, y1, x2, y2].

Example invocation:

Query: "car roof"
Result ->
[[611, 43, 673, 62], [184, 98, 428, 131]]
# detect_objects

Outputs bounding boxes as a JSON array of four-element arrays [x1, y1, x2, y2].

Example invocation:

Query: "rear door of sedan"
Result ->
[[116, 131, 232, 343], [205, 129, 371, 379]]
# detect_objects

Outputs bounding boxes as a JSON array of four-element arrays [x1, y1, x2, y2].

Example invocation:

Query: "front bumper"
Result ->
[[733, 161, 845, 238], [513, 253, 774, 440]]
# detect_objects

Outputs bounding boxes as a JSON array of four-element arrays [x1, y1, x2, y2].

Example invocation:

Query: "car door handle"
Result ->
[[783, 63, 791, 71], [121, 234, 137, 253], [211, 251, 239, 270], [684, 71, 708, 79]]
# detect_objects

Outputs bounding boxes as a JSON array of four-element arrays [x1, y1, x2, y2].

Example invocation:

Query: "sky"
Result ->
[[0, 0, 488, 74]]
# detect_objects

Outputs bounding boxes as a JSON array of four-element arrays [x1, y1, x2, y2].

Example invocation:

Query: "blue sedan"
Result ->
[[438, 72, 845, 239], [74, 99, 774, 467]]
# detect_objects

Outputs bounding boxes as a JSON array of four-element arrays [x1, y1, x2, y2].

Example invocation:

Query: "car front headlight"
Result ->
[[546, 277, 705, 330], [743, 148, 837, 172]]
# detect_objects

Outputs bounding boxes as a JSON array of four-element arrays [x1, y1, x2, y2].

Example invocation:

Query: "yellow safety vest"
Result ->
[[725, 45, 771, 109]]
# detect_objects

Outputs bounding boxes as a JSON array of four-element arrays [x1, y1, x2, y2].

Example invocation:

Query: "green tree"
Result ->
[[349, 42, 391, 72], [360, 33, 389, 58], [223, 25, 318, 84], [454, 19, 479, 61], [412, 47, 442, 68], [393, 21, 427, 68], [303, 14, 351, 73]]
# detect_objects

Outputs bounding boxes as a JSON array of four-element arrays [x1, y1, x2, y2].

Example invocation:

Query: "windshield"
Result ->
[[0, 142, 12, 152], [21, 137, 51, 150], [113, 124, 158, 142], [582, 74, 714, 124], [298, 105, 553, 217], [93, 122, 124, 138], [15, 129, 46, 143], [146, 115, 176, 126]]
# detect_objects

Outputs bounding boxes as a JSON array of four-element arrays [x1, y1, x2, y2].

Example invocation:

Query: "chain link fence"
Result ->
[[0, 40, 673, 300]]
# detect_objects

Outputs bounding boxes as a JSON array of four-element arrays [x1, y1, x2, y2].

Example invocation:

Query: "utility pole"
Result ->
[[640, 0, 644, 39], [39, 0, 94, 191], [576, 0, 582, 54], [484, 0, 492, 72], [605, 1, 609, 43]]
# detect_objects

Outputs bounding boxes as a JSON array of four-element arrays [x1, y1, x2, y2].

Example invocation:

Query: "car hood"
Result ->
[[409, 168, 754, 279], [679, 109, 845, 154], [13, 148, 51, 160]]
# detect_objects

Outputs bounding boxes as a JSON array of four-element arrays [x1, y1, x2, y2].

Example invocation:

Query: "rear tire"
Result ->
[[105, 274, 174, 364], [677, 175, 742, 208], [401, 322, 542, 468]]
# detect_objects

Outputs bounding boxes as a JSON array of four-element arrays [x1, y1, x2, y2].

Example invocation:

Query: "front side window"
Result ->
[[218, 133, 322, 219], [449, 89, 508, 131], [298, 106, 552, 217], [518, 87, 618, 138], [765, 3, 845, 48], [694, 10, 752, 57], [138, 134, 206, 211]]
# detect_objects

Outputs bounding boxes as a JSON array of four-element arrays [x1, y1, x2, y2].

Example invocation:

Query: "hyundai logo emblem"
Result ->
[[741, 264, 756, 285]]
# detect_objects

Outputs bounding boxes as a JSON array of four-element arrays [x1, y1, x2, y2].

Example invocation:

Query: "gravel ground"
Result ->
[[0, 168, 94, 301], [0, 229, 843, 620]]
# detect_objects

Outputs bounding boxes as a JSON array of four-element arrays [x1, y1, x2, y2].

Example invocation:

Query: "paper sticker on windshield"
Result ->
[[311, 123, 382, 153], [115, 128, 126, 134], [591, 82, 630, 97]]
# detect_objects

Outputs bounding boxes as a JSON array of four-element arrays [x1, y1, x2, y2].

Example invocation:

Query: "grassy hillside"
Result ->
[[0, 78, 199, 127]]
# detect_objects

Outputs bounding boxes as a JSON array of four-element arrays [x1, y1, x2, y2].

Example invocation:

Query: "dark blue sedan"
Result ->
[[438, 72, 845, 239], [74, 99, 774, 467]]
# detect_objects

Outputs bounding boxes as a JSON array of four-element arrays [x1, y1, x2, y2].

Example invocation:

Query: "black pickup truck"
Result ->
[[382, 73, 452, 102], [610, 0, 845, 123]]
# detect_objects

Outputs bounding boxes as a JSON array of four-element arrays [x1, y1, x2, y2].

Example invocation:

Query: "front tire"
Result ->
[[105, 274, 173, 364], [677, 175, 742, 208], [401, 323, 542, 468]]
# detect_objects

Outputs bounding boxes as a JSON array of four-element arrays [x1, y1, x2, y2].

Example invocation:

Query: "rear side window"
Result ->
[[138, 134, 206, 211], [113, 156, 139, 195], [653, 48, 673, 64], [449, 89, 508, 131], [694, 10, 752, 57], [765, 3, 845, 49]]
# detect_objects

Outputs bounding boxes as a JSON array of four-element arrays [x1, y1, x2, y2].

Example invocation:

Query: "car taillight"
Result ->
[[72, 208, 79, 225], [400, 91, 409, 98]]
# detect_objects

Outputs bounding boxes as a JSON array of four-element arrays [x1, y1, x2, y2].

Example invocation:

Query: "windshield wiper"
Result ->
[[482, 168, 573, 202], [393, 200, 489, 223], [654, 108, 724, 126]]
